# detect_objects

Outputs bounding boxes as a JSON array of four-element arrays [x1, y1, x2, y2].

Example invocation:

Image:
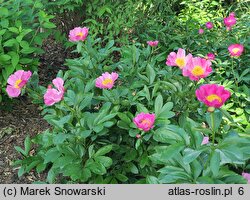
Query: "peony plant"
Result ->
[[12, 15, 250, 184]]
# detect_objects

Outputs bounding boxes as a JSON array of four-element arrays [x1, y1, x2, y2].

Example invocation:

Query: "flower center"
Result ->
[[191, 66, 204, 76], [77, 32, 84, 37], [102, 78, 113, 86], [232, 48, 240, 54], [175, 58, 185, 68], [14, 79, 22, 89], [141, 119, 151, 126], [206, 94, 222, 103]]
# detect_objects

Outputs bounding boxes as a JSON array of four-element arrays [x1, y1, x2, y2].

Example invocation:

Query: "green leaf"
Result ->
[[191, 160, 202, 180], [36, 163, 47, 173], [210, 150, 220, 177], [95, 145, 113, 157], [47, 169, 56, 183], [205, 110, 222, 132], [153, 127, 183, 143], [0, 54, 11, 62], [0, 7, 9, 17], [4, 39, 17, 47], [53, 133, 67, 144], [96, 113, 117, 125], [116, 174, 128, 182], [43, 22, 56, 29], [11, 53, 19, 67], [146, 175, 159, 184], [118, 112, 131, 124], [183, 148, 203, 164], [95, 156, 112, 168], [14, 146, 26, 156], [44, 148, 61, 164], [18, 166, 25, 177], [146, 64, 156, 84], [159, 143, 185, 161], [154, 94, 163, 116], [8, 27, 19, 34], [88, 161, 106, 175], [24, 136, 31, 155]]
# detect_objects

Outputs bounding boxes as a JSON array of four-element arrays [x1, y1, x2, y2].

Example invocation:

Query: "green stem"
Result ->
[[210, 111, 215, 145]]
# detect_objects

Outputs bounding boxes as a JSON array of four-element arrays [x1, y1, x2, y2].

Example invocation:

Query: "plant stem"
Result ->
[[211, 111, 216, 145]]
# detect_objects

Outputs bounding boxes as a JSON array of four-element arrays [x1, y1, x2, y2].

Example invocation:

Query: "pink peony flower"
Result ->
[[166, 48, 193, 69], [44, 77, 64, 106], [195, 84, 231, 108], [201, 136, 209, 145], [95, 72, 119, 89], [182, 57, 213, 81], [205, 22, 213, 29], [242, 172, 250, 184], [147, 40, 159, 47], [228, 44, 244, 57], [198, 29, 204, 34], [6, 70, 32, 98], [206, 53, 215, 60], [133, 112, 155, 132], [69, 27, 89, 42], [224, 12, 236, 30]]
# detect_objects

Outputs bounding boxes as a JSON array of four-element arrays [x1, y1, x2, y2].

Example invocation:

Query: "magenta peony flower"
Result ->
[[206, 53, 215, 60], [195, 84, 231, 108], [242, 172, 250, 184], [201, 136, 209, 145], [147, 40, 159, 47], [182, 57, 212, 81], [95, 72, 118, 89], [166, 48, 193, 69], [224, 12, 236, 30], [198, 28, 204, 34], [133, 112, 155, 132], [44, 77, 65, 106], [69, 27, 89, 42], [6, 70, 32, 98], [205, 22, 213, 29], [228, 44, 244, 57]]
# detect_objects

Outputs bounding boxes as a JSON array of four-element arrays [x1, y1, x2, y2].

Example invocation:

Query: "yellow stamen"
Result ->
[[206, 94, 222, 103], [232, 48, 240, 54], [175, 58, 185, 68], [102, 78, 113, 86], [191, 66, 204, 76], [14, 79, 22, 89], [141, 119, 151, 126], [77, 32, 84, 37]]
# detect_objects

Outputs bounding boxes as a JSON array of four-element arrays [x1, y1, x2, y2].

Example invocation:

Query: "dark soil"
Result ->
[[0, 97, 49, 183], [0, 37, 70, 183]]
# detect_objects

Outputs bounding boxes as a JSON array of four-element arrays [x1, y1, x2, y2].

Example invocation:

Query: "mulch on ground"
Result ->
[[0, 37, 70, 183]]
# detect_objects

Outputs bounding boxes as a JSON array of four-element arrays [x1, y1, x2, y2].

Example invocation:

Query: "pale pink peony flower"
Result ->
[[69, 27, 89, 42], [205, 22, 213, 29], [147, 40, 159, 47], [206, 53, 215, 60], [44, 77, 64, 106], [198, 29, 204, 34], [195, 84, 231, 108], [6, 70, 32, 98], [166, 48, 193, 69], [95, 72, 118, 89], [182, 57, 212, 81], [224, 12, 236, 30], [242, 172, 250, 184], [228, 44, 244, 57], [201, 136, 209, 145], [133, 112, 155, 132]]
